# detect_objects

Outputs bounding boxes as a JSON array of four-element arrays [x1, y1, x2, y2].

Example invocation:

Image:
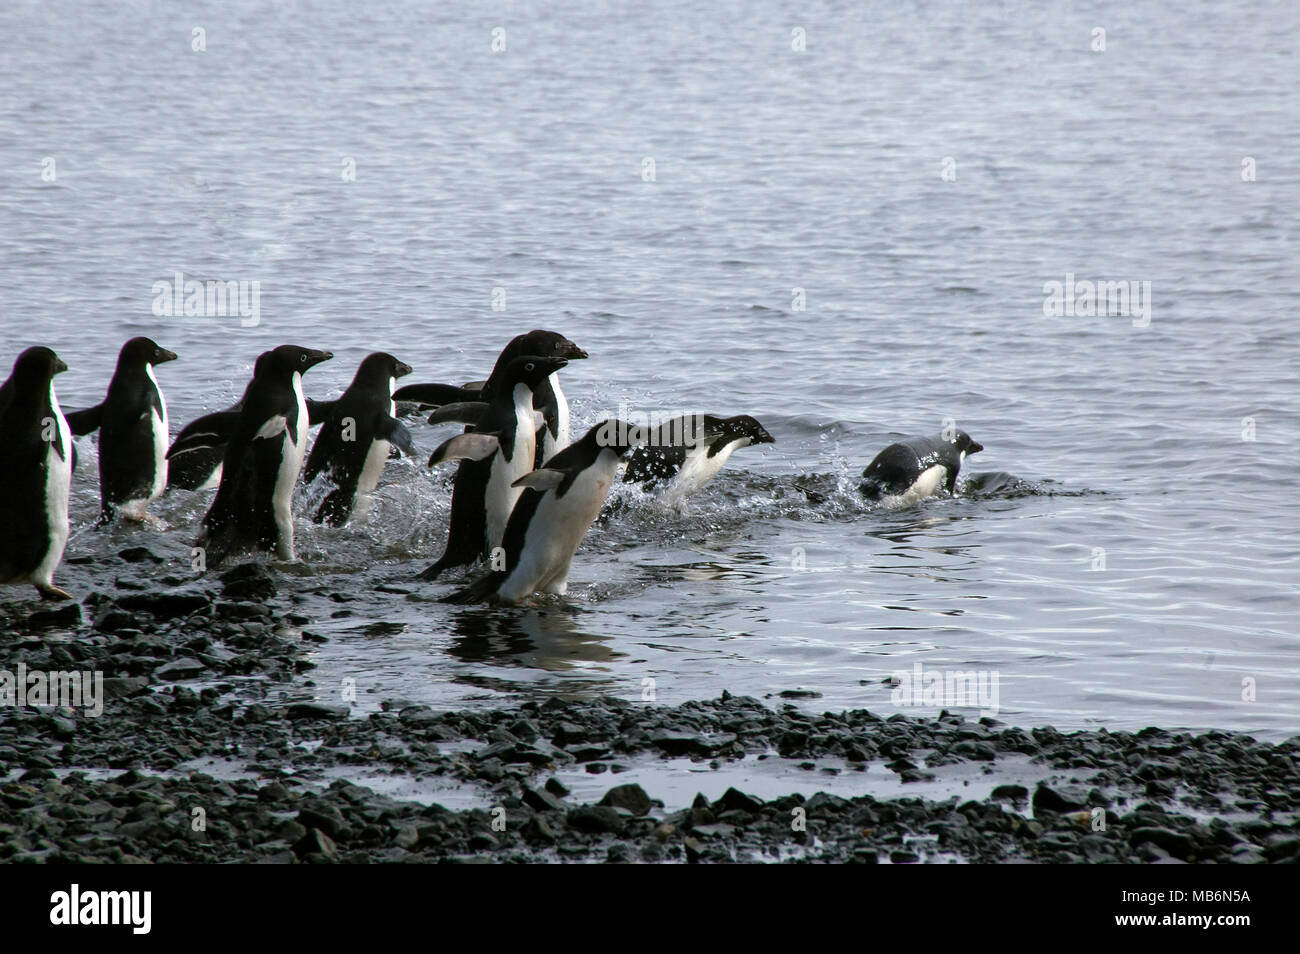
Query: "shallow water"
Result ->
[[1, 0, 1297, 738]]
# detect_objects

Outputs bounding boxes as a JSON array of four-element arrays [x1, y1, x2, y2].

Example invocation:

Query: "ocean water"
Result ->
[[2, 0, 1297, 738]]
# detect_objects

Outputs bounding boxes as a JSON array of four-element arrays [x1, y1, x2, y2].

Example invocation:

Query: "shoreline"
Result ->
[[2, 564, 1297, 864]]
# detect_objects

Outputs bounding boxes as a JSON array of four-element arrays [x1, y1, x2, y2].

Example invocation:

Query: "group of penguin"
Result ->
[[0, 330, 983, 606]]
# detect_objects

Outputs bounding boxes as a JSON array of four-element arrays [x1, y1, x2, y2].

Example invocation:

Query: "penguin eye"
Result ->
[[300, 354, 307, 363], [525, 362, 535, 372]]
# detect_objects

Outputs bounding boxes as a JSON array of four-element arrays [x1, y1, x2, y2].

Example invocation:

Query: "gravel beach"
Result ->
[[3, 559, 1297, 865]]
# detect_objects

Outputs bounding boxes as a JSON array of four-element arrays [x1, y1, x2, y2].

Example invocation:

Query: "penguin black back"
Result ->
[[0, 347, 74, 599], [65, 336, 178, 522]]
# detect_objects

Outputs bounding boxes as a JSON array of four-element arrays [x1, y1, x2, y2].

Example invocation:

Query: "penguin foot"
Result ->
[[36, 584, 74, 601]]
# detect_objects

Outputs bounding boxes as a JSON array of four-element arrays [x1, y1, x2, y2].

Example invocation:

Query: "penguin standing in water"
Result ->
[[858, 429, 983, 506], [445, 419, 642, 604], [166, 400, 241, 491], [303, 352, 417, 526], [0, 347, 74, 599], [394, 329, 588, 467], [422, 355, 567, 580], [196, 345, 332, 566], [63, 336, 177, 523], [622, 414, 774, 502]]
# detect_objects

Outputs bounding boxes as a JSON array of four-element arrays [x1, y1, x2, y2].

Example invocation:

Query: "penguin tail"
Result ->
[[441, 571, 505, 605]]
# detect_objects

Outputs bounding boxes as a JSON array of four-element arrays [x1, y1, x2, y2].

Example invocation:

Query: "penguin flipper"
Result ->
[[64, 404, 103, 436], [376, 414, 416, 456], [512, 468, 566, 492], [306, 398, 337, 425], [426, 402, 490, 427], [393, 383, 480, 407], [428, 432, 500, 467], [168, 409, 241, 460]]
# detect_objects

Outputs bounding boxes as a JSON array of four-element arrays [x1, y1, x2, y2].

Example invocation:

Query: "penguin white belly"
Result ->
[[271, 373, 309, 559], [357, 438, 390, 496], [544, 373, 570, 461], [485, 390, 539, 550], [881, 464, 949, 508], [146, 364, 169, 503], [34, 390, 72, 587], [497, 456, 617, 602], [662, 437, 746, 502], [196, 462, 223, 491]]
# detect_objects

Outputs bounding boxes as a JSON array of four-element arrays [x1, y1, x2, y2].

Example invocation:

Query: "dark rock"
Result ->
[[568, 806, 626, 835], [286, 703, 349, 721], [599, 783, 652, 817], [155, 658, 206, 681], [116, 592, 210, 619]]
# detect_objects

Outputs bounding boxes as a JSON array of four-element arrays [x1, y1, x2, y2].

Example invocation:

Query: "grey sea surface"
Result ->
[[1, 0, 1297, 738]]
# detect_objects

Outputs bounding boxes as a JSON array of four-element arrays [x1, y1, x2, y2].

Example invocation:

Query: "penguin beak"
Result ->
[[306, 350, 333, 369], [395, 361, 413, 378], [53, 358, 68, 375], [755, 428, 775, 444], [968, 440, 984, 454], [558, 341, 588, 360], [156, 348, 178, 364], [547, 357, 569, 374]]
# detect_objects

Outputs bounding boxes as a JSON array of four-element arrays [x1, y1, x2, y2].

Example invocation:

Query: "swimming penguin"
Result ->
[[444, 419, 643, 604], [622, 414, 774, 501], [196, 345, 333, 566], [858, 429, 983, 505], [63, 336, 177, 523], [303, 352, 417, 526], [0, 347, 74, 600], [394, 329, 588, 467], [420, 355, 567, 580]]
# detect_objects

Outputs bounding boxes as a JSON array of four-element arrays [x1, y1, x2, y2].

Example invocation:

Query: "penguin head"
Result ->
[[501, 355, 568, 390], [119, 336, 177, 368], [714, 414, 775, 447], [10, 346, 68, 387], [353, 352, 413, 386], [260, 345, 334, 379], [509, 329, 588, 362], [951, 430, 983, 455]]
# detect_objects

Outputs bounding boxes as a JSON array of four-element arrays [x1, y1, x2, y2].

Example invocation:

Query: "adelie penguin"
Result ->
[[394, 329, 588, 468], [63, 336, 177, 524], [858, 429, 984, 506], [0, 347, 74, 600], [168, 394, 336, 492], [445, 419, 643, 604], [195, 345, 333, 566], [421, 355, 567, 580], [303, 352, 417, 526], [622, 414, 774, 502]]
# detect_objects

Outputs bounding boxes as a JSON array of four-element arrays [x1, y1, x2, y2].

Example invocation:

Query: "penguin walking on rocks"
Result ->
[[63, 336, 177, 523], [421, 355, 567, 580], [858, 429, 983, 506], [0, 347, 74, 599], [196, 345, 333, 566], [445, 419, 643, 604], [622, 414, 774, 502], [303, 352, 417, 526]]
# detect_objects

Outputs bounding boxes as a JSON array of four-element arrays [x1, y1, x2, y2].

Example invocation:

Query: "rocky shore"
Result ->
[[2, 557, 1298, 864]]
